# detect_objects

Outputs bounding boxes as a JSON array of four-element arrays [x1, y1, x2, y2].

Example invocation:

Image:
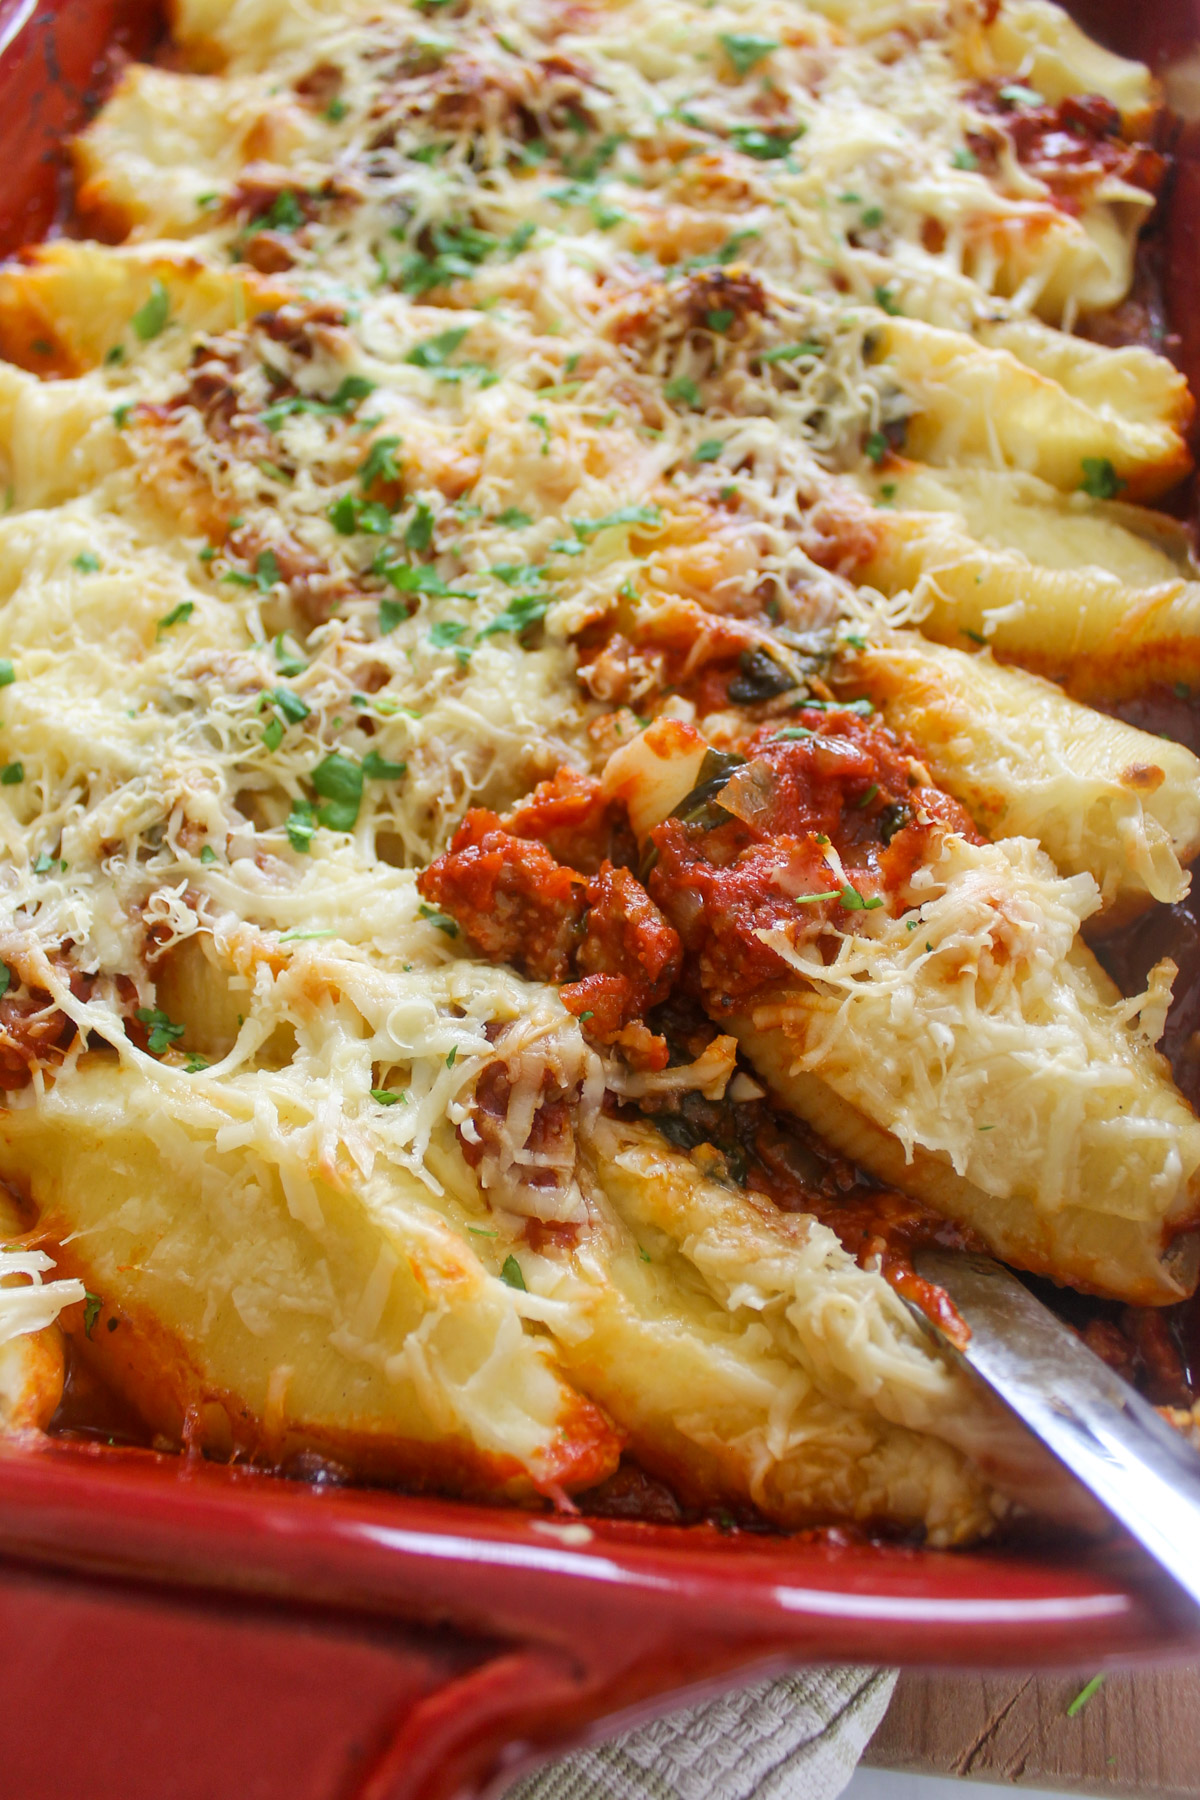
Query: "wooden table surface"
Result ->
[[863, 1666, 1200, 1795]]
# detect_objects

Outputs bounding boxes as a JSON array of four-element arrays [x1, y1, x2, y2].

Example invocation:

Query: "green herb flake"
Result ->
[[665, 374, 701, 407], [706, 308, 735, 332], [33, 852, 54, 875], [83, 1292, 103, 1339], [794, 890, 839, 904], [477, 593, 550, 639], [0, 762, 23, 785], [500, 1254, 526, 1290], [156, 601, 195, 637], [418, 902, 459, 937], [273, 634, 308, 676], [571, 504, 661, 540], [1080, 457, 1125, 501], [1066, 1674, 1105, 1718], [324, 97, 348, 122], [694, 438, 724, 463], [0, 964, 9, 997], [729, 124, 804, 161], [999, 82, 1043, 108], [761, 340, 822, 364], [405, 500, 436, 552], [405, 325, 470, 369], [445, 1044, 457, 1067], [952, 147, 979, 171], [312, 751, 363, 831], [268, 686, 310, 724], [134, 1005, 187, 1055], [719, 31, 778, 75], [371, 1088, 402, 1104], [772, 727, 814, 741], [286, 796, 317, 853], [363, 749, 407, 780], [962, 627, 988, 646], [360, 435, 402, 488], [112, 404, 133, 430], [184, 1053, 210, 1072], [839, 886, 884, 911], [131, 277, 170, 341], [379, 597, 407, 635], [865, 432, 889, 465], [0, 660, 13, 688], [255, 549, 281, 591], [873, 284, 901, 315], [496, 506, 532, 528], [72, 550, 101, 573], [199, 844, 218, 865]]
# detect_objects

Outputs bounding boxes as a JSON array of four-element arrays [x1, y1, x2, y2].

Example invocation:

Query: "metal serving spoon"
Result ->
[[911, 1248, 1200, 1610]]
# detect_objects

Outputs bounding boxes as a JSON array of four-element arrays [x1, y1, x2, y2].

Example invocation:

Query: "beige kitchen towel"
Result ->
[[509, 1666, 897, 1800]]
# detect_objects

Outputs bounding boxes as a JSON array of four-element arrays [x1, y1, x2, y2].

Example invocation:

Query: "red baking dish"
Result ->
[[4, 4, 1200, 1797]]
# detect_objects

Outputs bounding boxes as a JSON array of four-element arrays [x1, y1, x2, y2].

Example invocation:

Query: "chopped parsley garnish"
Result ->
[[952, 147, 979, 171], [312, 752, 363, 831], [199, 844, 218, 864], [405, 500, 435, 552], [405, 325, 469, 368], [1080, 457, 1125, 500], [83, 1292, 103, 1339], [496, 507, 532, 528], [719, 32, 778, 74], [135, 1005, 186, 1055], [156, 601, 195, 636], [379, 598, 407, 635], [0, 660, 13, 687], [396, 219, 498, 294], [861, 205, 885, 229], [794, 890, 839, 904], [865, 432, 889, 465], [0, 963, 11, 998], [268, 686, 310, 724], [962, 627, 988, 646], [371, 1088, 403, 1105], [429, 619, 469, 649], [378, 562, 455, 595], [72, 550, 101, 572], [286, 797, 317, 852], [256, 189, 304, 233], [329, 494, 391, 534], [273, 634, 307, 676], [1066, 1674, 1105, 1718], [500, 1254, 526, 1291], [694, 439, 724, 462], [1, 762, 23, 785], [665, 374, 701, 407], [445, 1044, 457, 1067], [113, 405, 133, 429], [418, 902, 458, 937], [571, 504, 660, 540], [131, 277, 170, 341], [873, 284, 901, 315], [760, 341, 823, 364], [477, 593, 549, 638], [254, 550, 281, 591], [706, 308, 734, 332], [840, 886, 884, 911], [33, 851, 54, 874], [359, 435, 402, 488], [999, 82, 1043, 108], [184, 1054, 210, 1072], [362, 749, 408, 780], [263, 374, 375, 429], [772, 727, 813, 741], [729, 124, 804, 160], [324, 97, 348, 122]]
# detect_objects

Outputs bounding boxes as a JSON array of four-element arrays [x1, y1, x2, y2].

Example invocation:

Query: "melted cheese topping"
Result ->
[[0, 0, 1194, 1539]]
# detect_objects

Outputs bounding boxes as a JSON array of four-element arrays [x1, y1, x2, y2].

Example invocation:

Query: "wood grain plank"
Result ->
[[862, 1666, 1200, 1794]]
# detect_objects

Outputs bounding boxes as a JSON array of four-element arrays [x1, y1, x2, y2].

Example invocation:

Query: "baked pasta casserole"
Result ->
[[2, 0, 1200, 1546]]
